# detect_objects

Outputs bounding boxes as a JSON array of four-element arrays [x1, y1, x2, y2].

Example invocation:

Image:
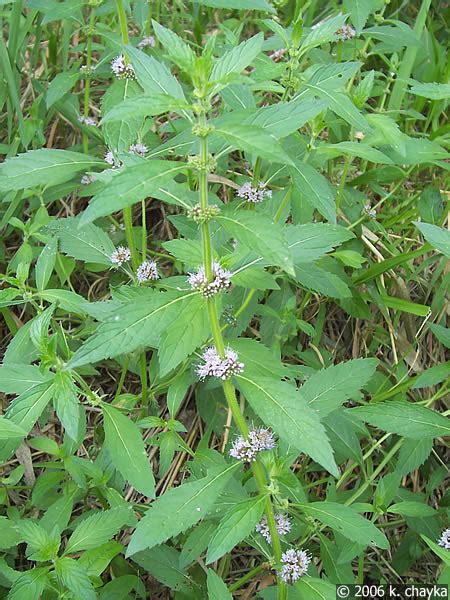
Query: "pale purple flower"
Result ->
[[104, 150, 115, 165], [256, 513, 292, 543], [364, 203, 376, 218], [136, 260, 159, 283], [236, 181, 272, 203], [111, 55, 135, 79], [196, 346, 244, 381], [188, 262, 231, 297], [229, 427, 276, 463], [336, 24, 356, 40], [270, 48, 287, 61], [438, 528, 450, 550], [110, 246, 131, 267], [110, 223, 125, 234], [138, 36, 155, 50], [81, 174, 96, 185], [129, 143, 148, 156], [279, 548, 311, 584], [78, 115, 97, 127]]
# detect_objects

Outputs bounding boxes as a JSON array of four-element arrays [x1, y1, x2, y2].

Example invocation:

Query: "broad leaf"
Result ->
[[290, 162, 336, 223], [126, 46, 186, 100], [415, 222, 450, 257], [211, 33, 263, 83], [48, 217, 115, 265], [0, 417, 27, 439], [207, 569, 233, 600], [65, 507, 132, 554], [103, 403, 155, 498], [152, 20, 196, 72], [0, 149, 104, 192], [55, 557, 96, 600], [126, 463, 239, 556]]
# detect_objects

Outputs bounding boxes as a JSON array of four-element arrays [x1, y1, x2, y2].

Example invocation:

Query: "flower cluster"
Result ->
[[336, 24, 356, 40], [187, 203, 221, 224], [229, 427, 276, 463], [279, 548, 311, 584], [136, 260, 159, 283], [104, 150, 122, 169], [270, 48, 287, 61], [196, 346, 244, 381], [78, 115, 97, 127], [255, 513, 292, 543], [137, 35, 155, 50], [110, 246, 131, 267], [236, 181, 272, 203], [188, 262, 231, 298], [364, 203, 376, 218], [438, 528, 450, 550], [81, 174, 96, 185], [129, 143, 148, 156], [111, 55, 135, 79]]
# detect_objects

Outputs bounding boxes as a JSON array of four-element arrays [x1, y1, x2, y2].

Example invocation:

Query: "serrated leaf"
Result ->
[[415, 222, 450, 257], [67, 290, 198, 368], [35, 237, 57, 291], [301, 359, 378, 418], [152, 20, 196, 72], [126, 46, 186, 100], [217, 212, 294, 274], [0, 363, 51, 394], [289, 162, 336, 223], [79, 160, 186, 224], [409, 81, 450, 100], [55, 557, 96, 600], [350, 401, 449, 439], [0, 417, 27, 440], [103, 404, 155, 498], [236, 375, 339, 476], [132, 545, 196, 593], [190, 0, 275, 10], [126, 463, 239, 556], [211, 33, 263, 83], [47, 217, 115, 265], [395, 438, 433, 476], [101, 79, 142, 154], [206, 495, 266, 563], [300, 502, 389, 549], [65, 507, 132, 554], [207, 569, 233, 600], [0, 149, 104, 192], [53, 371, 82, 441], [388, 501, 436, 517], [7, 567, 50, 600], [102, 93, 190, 122]]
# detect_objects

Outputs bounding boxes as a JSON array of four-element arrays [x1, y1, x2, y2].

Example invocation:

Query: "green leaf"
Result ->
[[409, 81, 450, 100], [132, 545, 196, 593], [363, 24, 421, 48], [47, 217, 115, 265], [236, 375, 339, 476], [430, 324, 450, 349], [47, 71, 81, 108], [0, 149, 104, 192], [301, 359, 378, 418], [301, 14, 347, 50], [79, 161, 186, 224], [388, 501, 436, 517], [158, 293, 210, 376], [217, 212, 294, 275], [412, 362, 450, 389], [35, 237, 57, 291], [289, 162, 336, 223], [55, 557, 96, 600], [207, 569, 233, 600], [350, 401, 449, 439], [211, 33, 263, 83], [206, 495, 266, 563], [421, 535, 450, 566], [53, 371, 82, 441], [215, 123, 294, 166], [65, 507, 132, 554], [101, 79, 142, 154], [294, 263, 351, 299], [102, 93, 190, 123], [285, 223, 354, 263], [343, 0, 373, 32], [8, 567, 50, 600], [126, 463, 239, 556], [126, 46, 186, 100], [305, 85, 371, 132], [415, 222, 450, 257], [300, 502, 389, 549], [102, 403, 155, 498], [395, 438, 433, 476], [320, 141, 392, 164], [0, 516, 21, 550], [152, 20, 196, 72], [0, 417, 27, 440], [189, 0, 275, 10], [67, 290, 198, 368], [0, 363, 51, 394], [292, 576, 336, 600], [180, 521, 217, 568]]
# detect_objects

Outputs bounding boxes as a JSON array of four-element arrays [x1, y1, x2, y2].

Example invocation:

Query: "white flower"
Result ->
[[188, 262, 231, 297], [438, 528, 450, 550], [78, 115, 97, 127], [129, 142, 148, 156], [279, 548, 311, 584], [136, 260, 159, 282], [110, 246, 131, 267], [270, 48, 287, 61], [196, 346, 244, 381], [81, 174, 96, 185], [256, 513, 292, 543], [137, 36, 155, 49], [111, 54, 135, 79], [336, 24, 356, 40], [363, 203, 376, 218], [104, 150, 115, 165], [229, 427, 276, 463], [236, 181, 272, 203]]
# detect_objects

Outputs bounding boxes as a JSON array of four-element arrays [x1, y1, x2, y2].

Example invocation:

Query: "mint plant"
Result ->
[[0, 0, 448, 598]]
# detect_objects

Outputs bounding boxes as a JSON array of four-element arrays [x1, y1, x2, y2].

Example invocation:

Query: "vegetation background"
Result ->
[[0, 0, 448, 598]]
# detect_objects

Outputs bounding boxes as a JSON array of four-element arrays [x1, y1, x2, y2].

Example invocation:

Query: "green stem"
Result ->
[[335, 155, 351, 212], [82, 8, 96, 154], [116, 0, 129, 45], [197, 123, 286, 600], [140, 353, 148, 406], [228, 562, 267, 592]]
